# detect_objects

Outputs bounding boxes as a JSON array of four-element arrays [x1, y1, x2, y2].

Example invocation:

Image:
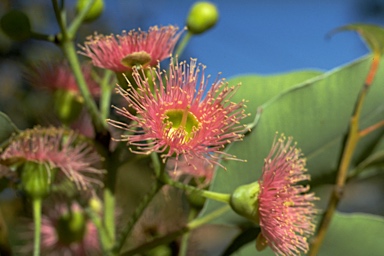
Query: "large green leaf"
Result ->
[[233, 212, 384, 256], [332, 24, 384, 54], [201, 54, 384, 225], [319, 212, 384, 256], [228, 70, 323, 125], [0, 112, 19, 148]]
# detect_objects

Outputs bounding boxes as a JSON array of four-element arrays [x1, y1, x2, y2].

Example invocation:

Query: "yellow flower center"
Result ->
[[163, 106, 200, 144]]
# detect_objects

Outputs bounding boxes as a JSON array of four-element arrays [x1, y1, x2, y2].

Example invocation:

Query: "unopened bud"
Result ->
[[20, 161, 52, 199], [229, 181, 260, 222], [187, 190, 206, 209], [89, 196, 102, 214], [186, 2, 219, 35], [76, 0, 104, 22], [54, 89, 83, 125]]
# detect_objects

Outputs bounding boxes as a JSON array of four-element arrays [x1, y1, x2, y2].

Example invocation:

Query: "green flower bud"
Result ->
[[56, 211, 87, 245], [20, 161, 52, 199], [186, 2, 219, 35], [186, 190, 206, 209], [88, 197, 102, 214], [229, 181, 260, 222], [54, 89, 83, 125], [76, 0, 104, 23], [0, 10, 31, 41]]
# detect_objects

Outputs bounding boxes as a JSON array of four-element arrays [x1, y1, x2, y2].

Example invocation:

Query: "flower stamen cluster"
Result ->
[[79, 26, 182, 72], [0, 127, 104, 190], [108, 59, 248, 171], [257, 135, 317, 255]]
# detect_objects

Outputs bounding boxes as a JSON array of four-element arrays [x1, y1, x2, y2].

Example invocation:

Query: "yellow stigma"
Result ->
[[163, 106, 200, 143], [284, 200, 295, 207]]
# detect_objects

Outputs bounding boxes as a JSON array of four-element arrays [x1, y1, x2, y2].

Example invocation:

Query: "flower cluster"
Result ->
[[256, 135, 317, 255], [0, 127, 104, 191], [108, 59, 248, 170], [80, 25, 182, 72]]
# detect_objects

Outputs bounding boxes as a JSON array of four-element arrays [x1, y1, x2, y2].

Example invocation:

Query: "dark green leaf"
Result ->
[[0, 112, 19, 148]]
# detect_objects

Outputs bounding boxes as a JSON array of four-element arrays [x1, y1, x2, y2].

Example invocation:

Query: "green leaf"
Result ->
[[0, 112, 19, 148], [201, 54, 384, 225], [233, 212, 384, 256], [228, 70, 324, 126], [355, 150, 384, 170], [320, 212, 384, 255], [331, 24, 384, 54]]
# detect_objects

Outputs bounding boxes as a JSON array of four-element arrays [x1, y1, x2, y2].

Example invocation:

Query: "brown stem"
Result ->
[[359, 120, 384, 138], [309, 51, 381, 255]]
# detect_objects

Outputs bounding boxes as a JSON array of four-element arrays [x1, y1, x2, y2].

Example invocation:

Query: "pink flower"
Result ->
[[26, 60, 100, 97], [20, 202, 100, 256], [257, 135, 317, 256], [79, 26, 182, 72], [108, 59, 247, 169], [0, 127, 104, 190]]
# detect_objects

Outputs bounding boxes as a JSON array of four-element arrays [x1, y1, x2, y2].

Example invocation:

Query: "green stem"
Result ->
[[32, 198, 42, 256], [30, 31, 56, 42], [103, 188, 115, 244], [121, 205, 230, 256], [67, 0, 96, 37], [112, 180, 163, 254], [178, 208, 198, 256], [174, 32, 192, 59], [150, 152, 162, 178], [245, 106, 263, 132], [161, 174, 231, 204], [85, 207, 111, 254], [61, 40, 107, 133], [100, 70, 114, 120], [102, 151, 121, 252], [52, 0, 107, 133], [52, 0, 67, 38]]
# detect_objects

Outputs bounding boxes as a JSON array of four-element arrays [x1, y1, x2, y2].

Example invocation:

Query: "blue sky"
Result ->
[[101, 0, 384, 78]]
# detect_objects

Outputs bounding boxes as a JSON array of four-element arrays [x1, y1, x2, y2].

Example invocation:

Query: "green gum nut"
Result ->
[[0, 10, 32, 41], [186, 2, 219, 35], [57, 211, 87, 245], [229, 181, 260, 223], [76, 0, 104, 22], [89, 197, 102, 214], [54, 89, 83, 125], [20, 161, 52, 199], [187, 190, 206, 209]]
